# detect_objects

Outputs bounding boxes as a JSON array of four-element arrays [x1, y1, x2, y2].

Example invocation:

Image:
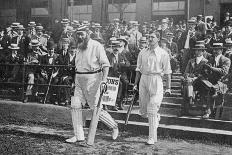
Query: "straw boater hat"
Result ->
[[8, 44, 20, 50], [35, 26, 44, 31], [192, 41, 207, 50], [71, 20, 80, 27], [111, 40, 121, 48], [61, 18, 70, 24], [129, 21, 140, 26], [211, 43, 225, 49], [188, 17, 196, 25], [113, 18, 120, 23], [140, 37, 147, 43], [11, 22, 20, 28], [92, 23, 102, 28], [225, 38, 232, 47], [82, 21, 90, 26], [161, 18, 169, 24], [29, 39, 41, 47], [75, 24, 89, 32], [117, 36, 128, 46], [28, 21, 36, 27], [16, 25, 25, 30]]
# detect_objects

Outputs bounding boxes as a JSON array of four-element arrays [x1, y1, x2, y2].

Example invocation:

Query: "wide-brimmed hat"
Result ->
[[225, 38, 232, 47], [16, 25, 25, 30], [140, 37, 147, 43], [188, 17, 196, 24], [129, 21, 139, 26], [117, 36, 128, 46], [71, 20, 80, 27], [111, 40, 121, 47], [211, 43, 225, 49], [92, 23, 102, 28], [161, 18, 169, 23], [61, 18, 70, 24], [113, 18, 120, 23], [47, 41, 57, 50], [192, 42, 207, 50], [82, 20, 90, 26], [11, 22, 20, 28], [8, 44, 20, 50], [29, 39, 41, 47], [75, 24, 89, 32], [35, 26, 44, 31], [28, 21, 36, 27]]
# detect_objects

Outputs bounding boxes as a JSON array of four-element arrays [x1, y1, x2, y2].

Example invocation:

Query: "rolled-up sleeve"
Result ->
[[97, 43, 110, 68], [135, 52, 142, 72], [162, 53, 172, 74]]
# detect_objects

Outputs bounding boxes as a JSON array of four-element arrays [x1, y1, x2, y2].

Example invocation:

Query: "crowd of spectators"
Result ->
[[1, 12, 232, 112]]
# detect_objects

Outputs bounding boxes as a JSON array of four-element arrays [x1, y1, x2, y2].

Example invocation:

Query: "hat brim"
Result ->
[[117, 38, 128, 45], [192, 47, 207, 50], [28, 24, 36, 27], [29, 43, 41, 47], [9, 47, 20, 50], [61, 21, 69, 24]]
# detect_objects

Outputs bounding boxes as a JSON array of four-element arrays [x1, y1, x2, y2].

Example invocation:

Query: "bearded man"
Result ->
[[65, 25, 119, 143]]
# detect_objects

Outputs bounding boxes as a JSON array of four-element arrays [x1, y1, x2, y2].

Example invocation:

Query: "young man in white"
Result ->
[[133, 32, 172, 145]]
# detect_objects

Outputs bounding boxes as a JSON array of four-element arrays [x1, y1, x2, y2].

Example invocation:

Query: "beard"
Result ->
[[77, 37, 89, 50]]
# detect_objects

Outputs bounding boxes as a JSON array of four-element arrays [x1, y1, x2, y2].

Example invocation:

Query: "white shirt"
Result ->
[[136, 46, 172, 75], [69, 53, 75, 62], [196, 55, 204, 64], [215, 54, 222, 67], [75, 39, 110, 72]]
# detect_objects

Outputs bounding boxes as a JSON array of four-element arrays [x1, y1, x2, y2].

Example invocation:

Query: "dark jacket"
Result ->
[[204, 55, 231, 84], [107, 51, 130, 78], [184, 57, 208, 78]]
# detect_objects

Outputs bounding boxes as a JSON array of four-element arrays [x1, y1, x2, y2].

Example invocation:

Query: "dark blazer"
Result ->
[[167, 41, 178, 56], [184, 57, 208, 77], [107, 51, 130, 77], [57, 53, 75, 77], [206, 55, 231, 84]]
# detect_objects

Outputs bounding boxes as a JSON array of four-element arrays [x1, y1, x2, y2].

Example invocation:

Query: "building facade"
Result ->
[[0, 0, 232, 27]]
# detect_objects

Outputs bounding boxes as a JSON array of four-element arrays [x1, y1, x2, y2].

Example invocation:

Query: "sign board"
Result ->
[[101, 77, 120, 106]]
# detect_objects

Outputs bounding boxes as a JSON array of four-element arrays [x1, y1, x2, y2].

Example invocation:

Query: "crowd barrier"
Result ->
[[0, 63, 138, 103]]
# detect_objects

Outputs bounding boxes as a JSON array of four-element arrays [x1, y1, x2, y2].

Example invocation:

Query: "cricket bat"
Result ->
[[86, 82, 107, 146], [125, 90, 138, 125]]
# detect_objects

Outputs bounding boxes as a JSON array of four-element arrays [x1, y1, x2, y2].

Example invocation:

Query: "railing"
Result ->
[[0, 63, 75, 102], [0, 63, 138, 103]]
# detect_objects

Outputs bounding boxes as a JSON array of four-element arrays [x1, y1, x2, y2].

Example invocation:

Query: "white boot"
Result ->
[[66, 97, 85, 143], [99, 109, 119, 140]]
